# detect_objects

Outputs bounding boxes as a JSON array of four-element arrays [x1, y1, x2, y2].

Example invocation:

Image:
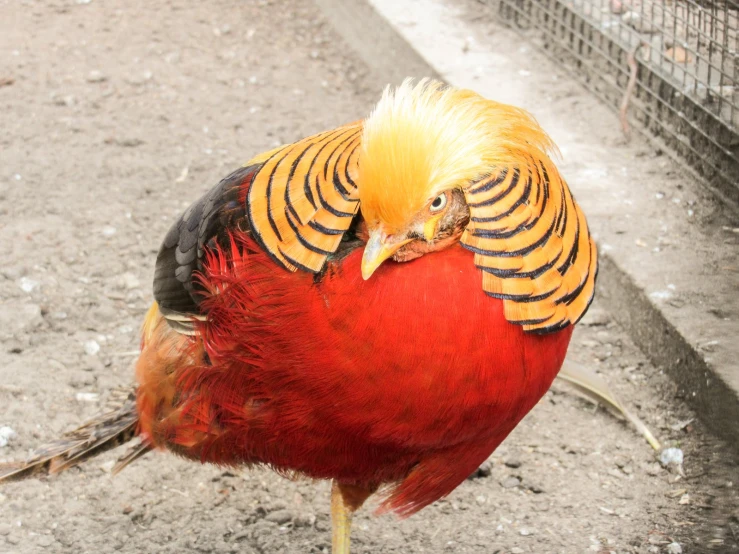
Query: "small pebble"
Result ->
[[292, 513, 315, 528], [468, 461, 492, 479], [659, 447, 684, 467], [86, 70, 107, 83], [667, 542, 683, 554], [264, 509, 293, 525], [84, 339, 100, 356], [75, 392, 100, 403], [501, 476, 521, 489], [18, 277, 39, 293], [99, 460, 116, 473], [0, 426, 17, 447]]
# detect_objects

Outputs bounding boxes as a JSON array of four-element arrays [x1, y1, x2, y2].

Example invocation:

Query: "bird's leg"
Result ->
[[331, 481, 353, 554], [330, 481, 374, 554]]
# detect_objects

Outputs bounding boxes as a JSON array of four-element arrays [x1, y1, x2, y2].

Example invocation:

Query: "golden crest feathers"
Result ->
[[359, 79, 556, 232]]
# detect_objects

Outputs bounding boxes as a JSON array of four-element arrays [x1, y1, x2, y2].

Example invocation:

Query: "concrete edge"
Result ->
[[314, 0, 739, 450], [314, 0, 442, 89], [597, 254, 739, 448]]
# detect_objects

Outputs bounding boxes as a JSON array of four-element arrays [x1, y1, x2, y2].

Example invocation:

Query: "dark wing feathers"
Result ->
[[153, 165, 256, 322]]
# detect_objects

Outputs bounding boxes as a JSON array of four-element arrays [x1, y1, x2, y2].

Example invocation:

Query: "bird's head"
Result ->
[[358, 79, 555, 280]]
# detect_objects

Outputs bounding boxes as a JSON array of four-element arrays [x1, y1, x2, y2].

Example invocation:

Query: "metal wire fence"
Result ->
[[490, 0, 739, 210]]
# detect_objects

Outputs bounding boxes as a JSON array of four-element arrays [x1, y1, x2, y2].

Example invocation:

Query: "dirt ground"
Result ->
[[0, 0, 737, 553]]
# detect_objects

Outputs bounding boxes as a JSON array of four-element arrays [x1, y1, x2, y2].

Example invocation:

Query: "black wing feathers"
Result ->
[[153, 165, 256, 317]]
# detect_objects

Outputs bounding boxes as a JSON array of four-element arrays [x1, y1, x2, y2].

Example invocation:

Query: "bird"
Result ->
[[0, 79, 597, 554]]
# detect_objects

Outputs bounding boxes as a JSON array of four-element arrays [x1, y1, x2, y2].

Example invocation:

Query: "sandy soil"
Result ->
[[0, 0, 736, 553]]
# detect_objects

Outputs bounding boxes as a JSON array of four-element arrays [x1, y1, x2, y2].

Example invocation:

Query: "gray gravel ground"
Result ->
[[0, 0, 737, 552]]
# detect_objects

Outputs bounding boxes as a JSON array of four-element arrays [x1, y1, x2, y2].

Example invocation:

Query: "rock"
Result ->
[[501, 476, 521, 489], [0, 426, 17, 447], [52, 94, 77, 107], [504, 458, 522, 468], [125, 71, 153, 86], [659, 447, 684, 467], [18, 276, 40, 292], [264, 509, 293, 524], [468, 460, 492, 479], [292, 513, 315, 528], [116, 138, 144, 148], [666, 543, 682, 554], [524, 480, 545, 494], [86, 70, 107, 83], [75, 392, 100, 403], [83, 339, 100, 356], [99, 460, 116, 473]]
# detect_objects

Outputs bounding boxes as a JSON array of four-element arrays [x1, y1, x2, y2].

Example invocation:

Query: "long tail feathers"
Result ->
[[0, 386, 149, 483], [557, 359, 662, 452]]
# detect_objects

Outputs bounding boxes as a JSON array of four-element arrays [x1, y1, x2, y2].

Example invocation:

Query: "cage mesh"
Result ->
[[490, 0, 739, 209]]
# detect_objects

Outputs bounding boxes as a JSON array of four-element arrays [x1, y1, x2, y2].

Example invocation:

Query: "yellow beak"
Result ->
[[361, 230, 411, 280]]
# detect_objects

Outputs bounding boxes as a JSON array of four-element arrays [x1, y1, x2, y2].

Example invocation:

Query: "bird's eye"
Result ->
[[429, 193, 447, 213]]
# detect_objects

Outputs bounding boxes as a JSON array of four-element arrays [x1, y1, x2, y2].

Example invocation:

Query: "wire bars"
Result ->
[[492, 0, 739, 209]]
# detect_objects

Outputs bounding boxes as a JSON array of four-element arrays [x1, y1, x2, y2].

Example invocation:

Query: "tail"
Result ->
[[0, 387, 150, 483]]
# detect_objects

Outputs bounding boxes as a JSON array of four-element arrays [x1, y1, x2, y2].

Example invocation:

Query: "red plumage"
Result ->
[[137, 225, 571, 516]]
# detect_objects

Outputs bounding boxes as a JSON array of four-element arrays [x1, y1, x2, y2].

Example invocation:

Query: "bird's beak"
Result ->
[[361, 229, 411, 280]]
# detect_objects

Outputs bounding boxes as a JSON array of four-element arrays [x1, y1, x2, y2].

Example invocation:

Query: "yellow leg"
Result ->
[[331, 480, 353, 554]]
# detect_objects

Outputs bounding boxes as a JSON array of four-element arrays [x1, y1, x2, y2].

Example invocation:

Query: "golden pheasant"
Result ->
[[0, 79, 597, 554]]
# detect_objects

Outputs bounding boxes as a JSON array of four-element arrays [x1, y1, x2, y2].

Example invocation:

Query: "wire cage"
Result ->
[[490, 0, 739, 209]]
